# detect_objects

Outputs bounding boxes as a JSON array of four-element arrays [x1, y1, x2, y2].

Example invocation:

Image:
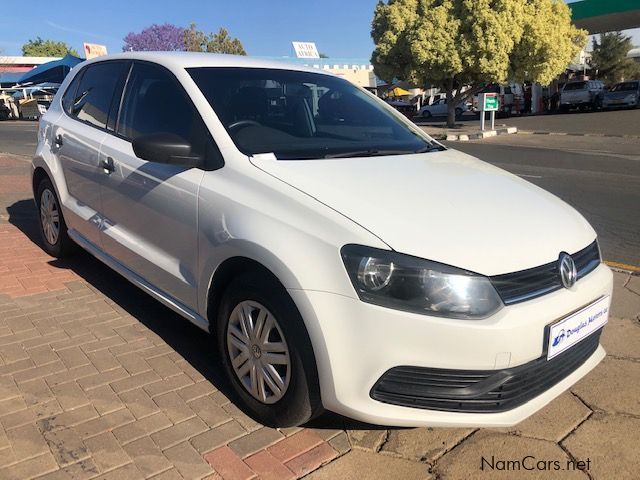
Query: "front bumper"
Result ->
[[603, 100, 637, 108], [289, 263, 612, 427]]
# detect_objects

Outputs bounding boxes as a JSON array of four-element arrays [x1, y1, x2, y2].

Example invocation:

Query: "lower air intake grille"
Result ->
[[370, 328, 601, 413]]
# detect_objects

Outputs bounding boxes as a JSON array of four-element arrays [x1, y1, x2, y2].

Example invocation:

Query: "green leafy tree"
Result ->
[[22, 37, 79, 57], [371, 0, 586, 126], [207, 27, 246, 55], [591, 32, 637, 84], [319, 52, 329, 58], [184, 23, 208, 52], [184, 24, 246, 55]]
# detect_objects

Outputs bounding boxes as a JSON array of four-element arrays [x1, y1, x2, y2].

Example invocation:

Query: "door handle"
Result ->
[[54, 134, 63, 147], [101, 157, 115, 174]]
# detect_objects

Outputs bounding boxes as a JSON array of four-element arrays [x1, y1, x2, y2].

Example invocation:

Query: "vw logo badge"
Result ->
[[558, 253, 577, 289]]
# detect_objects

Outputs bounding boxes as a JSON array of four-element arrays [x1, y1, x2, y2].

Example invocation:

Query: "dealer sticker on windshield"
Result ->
[[547, 296, 610, 360]]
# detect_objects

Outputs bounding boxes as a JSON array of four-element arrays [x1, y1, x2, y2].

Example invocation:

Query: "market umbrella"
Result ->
[[390, 86, 411, 97], [18, 54, 83, 86]]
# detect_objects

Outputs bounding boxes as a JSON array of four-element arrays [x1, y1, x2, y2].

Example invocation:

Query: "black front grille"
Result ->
[[490, 241, 600, 305], [370, 329, 601, 413]]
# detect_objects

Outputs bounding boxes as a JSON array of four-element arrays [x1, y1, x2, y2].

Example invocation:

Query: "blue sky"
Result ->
[[1, 0, 638, 58], [0, 0, 380, 58]]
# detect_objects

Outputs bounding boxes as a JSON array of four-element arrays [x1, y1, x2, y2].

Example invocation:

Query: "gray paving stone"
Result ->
[[347, 429, 388, 451], [123, 436, 173, 478], [162, 441, 213, 479], [228, 426, 284, 458], [187, 394, 229, 427], [43, 427, 90, 466], [189, 420, 247, 454], [153, 391, 195, 424], [84, 432, 131, 473], [571, 357, 640, 416], [306, 449, 430, 480], [600, 317, 640, 360], [382, 427, 474, 462], [113, 411, 173, 445], [563, 413, 640, 480], [493, 392, 591, 442], [434, 431, 587, 480], [610, 273, 640, 319], [150, 416, 208, 450]]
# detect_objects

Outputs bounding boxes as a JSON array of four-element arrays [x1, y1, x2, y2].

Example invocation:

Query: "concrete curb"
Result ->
[[518, 130, 640, 140], [432, 126, 517, 142], [605, 261, 640, 276]]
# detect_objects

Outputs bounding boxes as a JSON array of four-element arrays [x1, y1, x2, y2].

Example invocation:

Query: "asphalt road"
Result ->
[[0, 121, 38, 156], [447, 134, 640, 268], [421, 107, 640, 137], [1, 118, 638, 267]]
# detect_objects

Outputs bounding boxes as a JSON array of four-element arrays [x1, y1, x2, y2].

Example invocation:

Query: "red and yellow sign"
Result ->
[[83, 43, 108, 59]]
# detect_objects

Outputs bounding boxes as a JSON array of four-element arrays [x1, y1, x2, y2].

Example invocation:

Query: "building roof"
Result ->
[[0, 56, 63, 66]]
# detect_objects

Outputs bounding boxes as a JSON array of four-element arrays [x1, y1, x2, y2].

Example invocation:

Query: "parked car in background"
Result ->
[[34, 52, 612, 428], [0, 103, 10, 121], [418, 98, 467, 118], [560, 80, 605, 111], [602, 80, 639, 109], [472, 83, 521, 115], [387, 99, 416, 119]]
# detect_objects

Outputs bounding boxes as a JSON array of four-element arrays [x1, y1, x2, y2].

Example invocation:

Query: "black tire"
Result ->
[[454, 108, 463, 119], [215, 271, 323, 427], [422, 110, 432, 119], [594, 97, 602, 110], [35, 177, 76, 258]]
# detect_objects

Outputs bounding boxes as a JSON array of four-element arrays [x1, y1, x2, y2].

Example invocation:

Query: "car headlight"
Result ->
[[341, 245, 503, 319]]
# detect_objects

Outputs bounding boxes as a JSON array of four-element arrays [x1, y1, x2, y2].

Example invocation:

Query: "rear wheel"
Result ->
[[215, 271, 322, 427], [454, 108, 463, 119], [36, 177, 76, 258]]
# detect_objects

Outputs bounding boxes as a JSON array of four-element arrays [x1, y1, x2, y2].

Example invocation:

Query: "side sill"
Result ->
[[67, 229, 210, 332]]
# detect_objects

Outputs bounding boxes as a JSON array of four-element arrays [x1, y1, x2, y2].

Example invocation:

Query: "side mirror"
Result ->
[[132, 133, 203, 168]]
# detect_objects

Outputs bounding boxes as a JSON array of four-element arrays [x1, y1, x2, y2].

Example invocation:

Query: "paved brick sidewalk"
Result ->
[[1, 152, 639, 480]]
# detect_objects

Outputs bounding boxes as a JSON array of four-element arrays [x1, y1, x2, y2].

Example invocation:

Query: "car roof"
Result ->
[[79, 51, 333, 77]]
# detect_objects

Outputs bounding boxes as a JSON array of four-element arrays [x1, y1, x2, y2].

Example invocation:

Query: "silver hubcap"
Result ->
[[40, 189, 60, 246], [226, 301, 291, 404]]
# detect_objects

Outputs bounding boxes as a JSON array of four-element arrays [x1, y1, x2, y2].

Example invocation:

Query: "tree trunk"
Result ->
[[445, 79, 456, 128]]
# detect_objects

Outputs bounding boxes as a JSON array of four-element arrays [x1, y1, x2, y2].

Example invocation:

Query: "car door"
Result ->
[[53, 61, 128, 247], [98, 61, 217, 310], [431, 99, 446, 115]]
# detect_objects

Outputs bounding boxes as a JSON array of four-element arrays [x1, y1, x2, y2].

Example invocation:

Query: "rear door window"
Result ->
[[69, 62, 128, 129]]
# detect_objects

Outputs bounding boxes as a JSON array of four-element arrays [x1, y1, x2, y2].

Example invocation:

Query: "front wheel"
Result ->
[[215, 271, 323, 427]]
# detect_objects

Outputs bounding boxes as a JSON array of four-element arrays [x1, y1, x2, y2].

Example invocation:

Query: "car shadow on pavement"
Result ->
[[7, 198, 392, 432]]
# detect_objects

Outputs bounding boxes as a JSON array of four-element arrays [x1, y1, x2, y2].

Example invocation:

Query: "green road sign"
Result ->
[[483, 94, 499, 111]]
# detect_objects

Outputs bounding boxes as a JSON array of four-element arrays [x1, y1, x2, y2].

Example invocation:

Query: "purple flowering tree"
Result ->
[[122, 23, 186, 52]]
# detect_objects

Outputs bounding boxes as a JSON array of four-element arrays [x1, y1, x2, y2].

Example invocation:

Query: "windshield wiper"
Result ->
[[324, 145, 442, 158]]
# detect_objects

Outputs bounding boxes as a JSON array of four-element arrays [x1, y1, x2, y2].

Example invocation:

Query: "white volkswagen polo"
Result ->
[[32, 52, 612, 427]]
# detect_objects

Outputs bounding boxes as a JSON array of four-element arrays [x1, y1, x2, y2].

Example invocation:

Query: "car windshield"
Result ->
[[563, 82, 587, 91], [610, 81, 639, 92], [188, 67, 440, 159]]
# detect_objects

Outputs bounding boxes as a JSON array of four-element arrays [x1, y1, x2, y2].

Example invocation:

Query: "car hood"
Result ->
[[250, 149, 596, 276]]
